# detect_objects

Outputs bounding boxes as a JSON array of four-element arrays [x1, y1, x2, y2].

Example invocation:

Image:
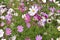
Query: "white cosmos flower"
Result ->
[[42, 0, 46, 3], [57, 26, 60, 31], [14, 13, 18, 16], [47, 19, 52, 23], [22, 14, 26, 19], [0, 5, 5, 8], [57, 19, 60, 24], [28, 6, 38, 16], [1, 39, 6, 40], [0, 8, 7, 14], [9, 35, 16, 40], [55, 1, 60, 6], [56, 37, 60, 40], [31, 0, 33, 1], [0, 16, 5, 20], [11, 35, 16, 40], [0, 29, 4, 38], [8, 8, 14, 13]]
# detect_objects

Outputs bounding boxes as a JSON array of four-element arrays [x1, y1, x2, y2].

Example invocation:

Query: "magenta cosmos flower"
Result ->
[[17, 25, 24, 32], [36, 35, 42, 40], [25, 14, 31, 23], [22, 14, 31, 23], [34, 14, 42, 21], [41, 12, 48, 18], [5, 28, 12, 35]]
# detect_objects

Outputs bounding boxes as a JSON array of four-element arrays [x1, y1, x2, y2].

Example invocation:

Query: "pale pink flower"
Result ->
[[49, 7, 55, 13], [5, 14, 12, 21], [17, 25, 24, 32], [6, 20, 11, 25], [5, 28, 12, 35], [36, 35, 42, 40]]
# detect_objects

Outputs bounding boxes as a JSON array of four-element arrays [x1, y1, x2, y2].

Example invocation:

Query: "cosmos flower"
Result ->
[[13, 13, 18, 16], [0, 22, 5, 27], [0, 5, 5, 8], [34, 14, 42, 21], [57, 19, 60, 24], [41, 12, 48, 18], [17, 25, 24, 32], [47, 19, 52, 23], [57, 10, 60, 13], [28, 6, 38, 16], [51, 38, 54, 40], [55, 1, 60, 6], [9, 35, 16, 40], [42, 0, 46, 3], [0, 29, 4, 38], [56, 37, 60, 40], [38, 16, 46, 27], [8, 8, 14, 13], [22, 14, 31, 23], [0, 16, 5, 20], [36, 35, 42, 40], [1, 39, 6, 40], [26, 23, 31, 28], [0, 8, 7, 15], [5, 28, 12, 35], [49, 0, 56, 2], [49, 7, 55, 13], [5, 14, 12, 21], [57, 26, 60, 31], [18, 2, 26, 12]]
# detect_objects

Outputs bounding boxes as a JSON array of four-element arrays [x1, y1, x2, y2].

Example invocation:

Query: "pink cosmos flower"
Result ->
[[5, 28, 12, 35], [57, 10, 60, 13], [17, 25, 24, 32], [18, 2, 26, 12], [41, 12, 48, 18], [6, 20, 11, 25], [49, 7, 55, 13], [36, 35, 42, 40], [25, 14, 31, 23], [20, 2, 24, 6], [5, 14, 12, 21]]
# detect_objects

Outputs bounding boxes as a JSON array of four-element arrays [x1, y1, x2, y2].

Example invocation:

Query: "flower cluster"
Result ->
[[0, 0, 60, 40]]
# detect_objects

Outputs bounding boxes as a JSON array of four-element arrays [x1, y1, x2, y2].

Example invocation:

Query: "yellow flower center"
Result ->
[[32, 9, 35, 12]]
